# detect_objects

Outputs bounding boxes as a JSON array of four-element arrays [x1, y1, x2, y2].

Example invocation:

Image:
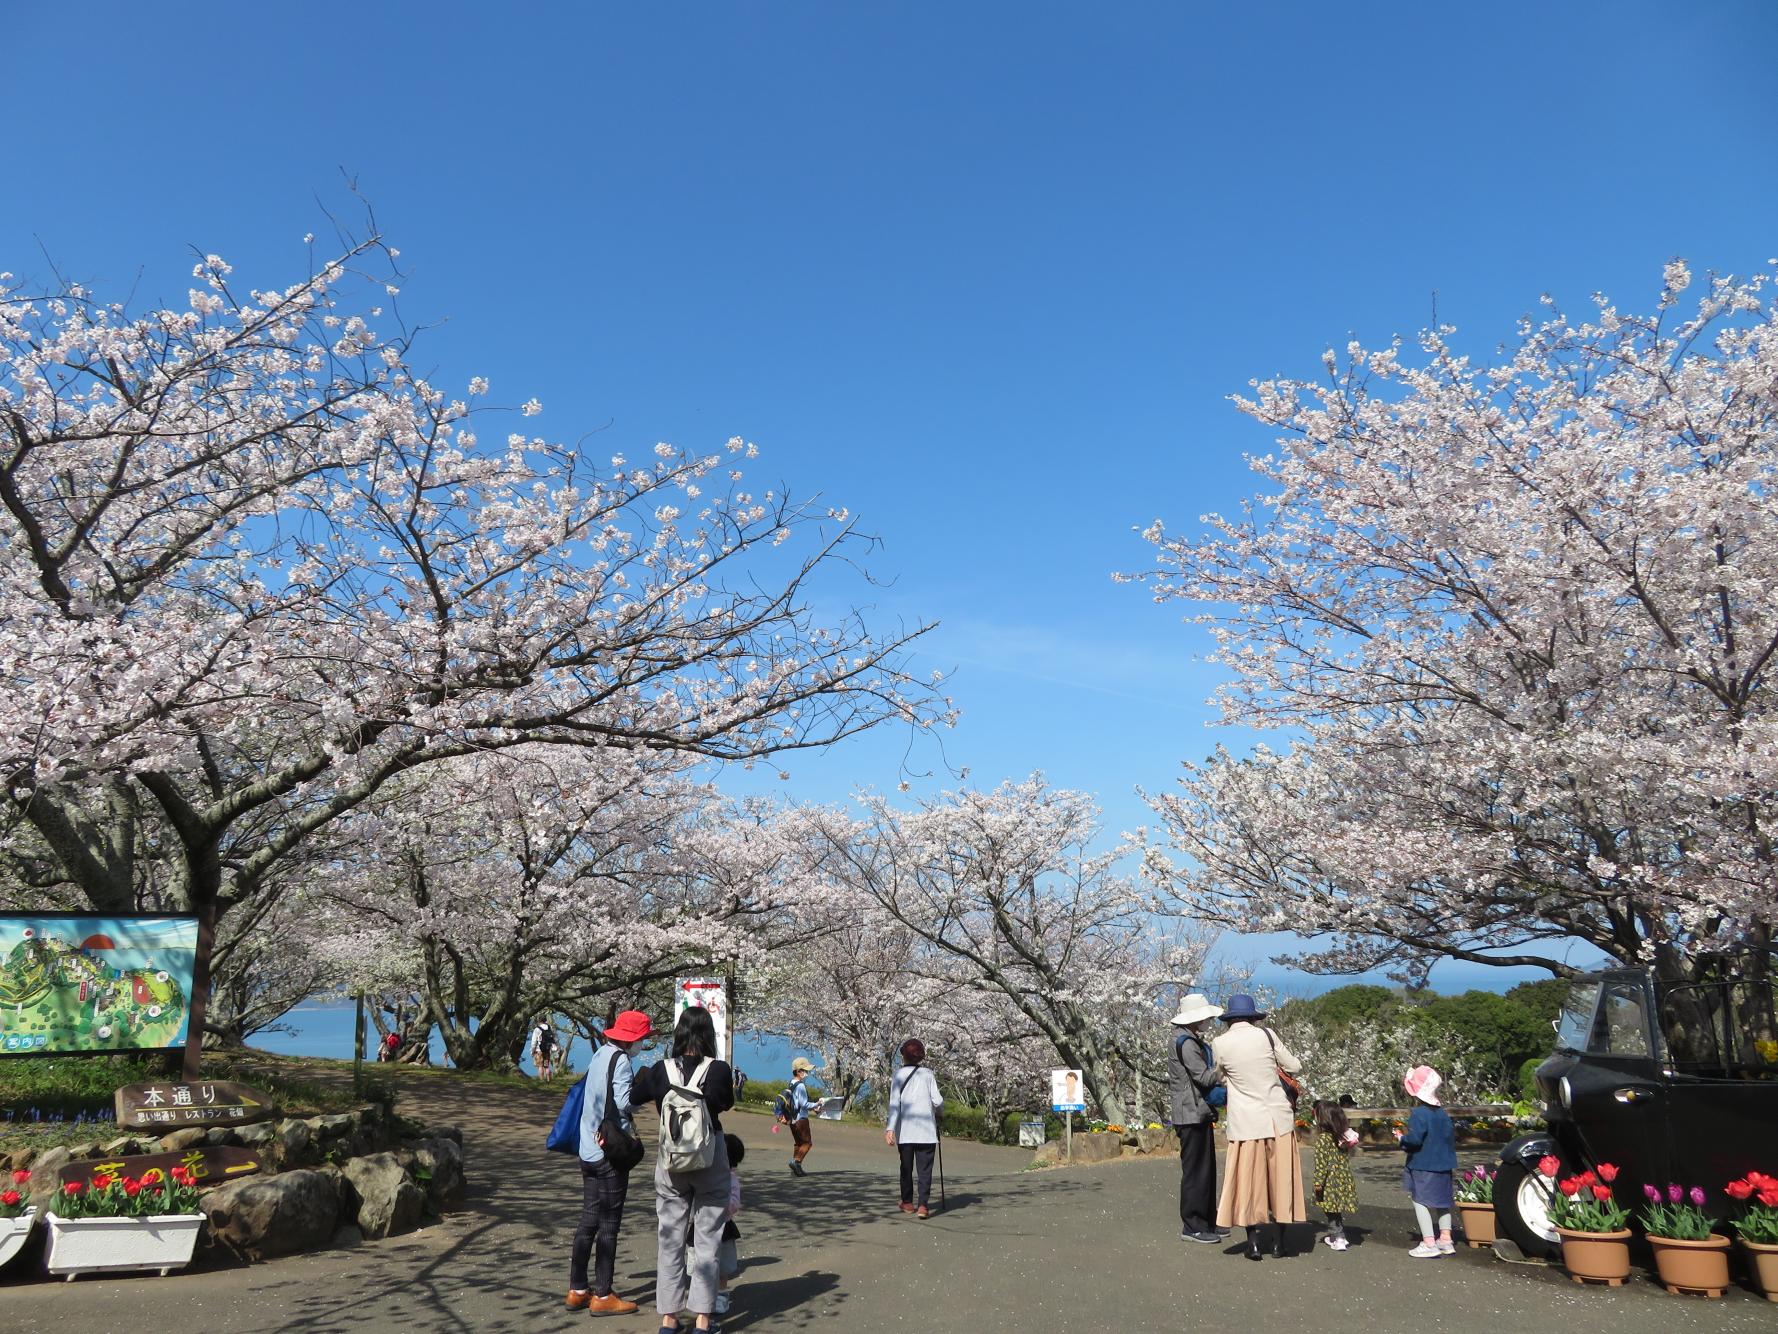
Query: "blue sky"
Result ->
[[10, 2, 1777, 995]]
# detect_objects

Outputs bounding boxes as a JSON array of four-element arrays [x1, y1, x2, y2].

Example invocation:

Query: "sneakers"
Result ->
[[1322, 1235, 1349, 1251], [1437, 1238, 1456, 1254], [916, 1205, 930, 1219], [899, 1202, 917, 1213], [1408, 1242, 1444, 1258], [584, 1294, 640, 1315], [1181, 1230, 1221, 1244], [714, 1293, 732, 1315], [788, 1160, 807, 1177]]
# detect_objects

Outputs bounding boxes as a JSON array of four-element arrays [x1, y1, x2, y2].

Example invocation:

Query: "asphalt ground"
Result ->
[[1, 1074, 1771, 1333]]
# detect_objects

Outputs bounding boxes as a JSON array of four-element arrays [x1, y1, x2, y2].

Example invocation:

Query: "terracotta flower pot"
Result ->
[[1648, 1233, 1731, 1297], [1455, 1201, 1496, 1248], [1555, 1226, 1633, 1285], [1742, 1238, 1778, 1303]]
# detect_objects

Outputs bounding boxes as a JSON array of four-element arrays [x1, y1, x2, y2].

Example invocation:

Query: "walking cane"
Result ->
[[935, 1120, 947, 1214]]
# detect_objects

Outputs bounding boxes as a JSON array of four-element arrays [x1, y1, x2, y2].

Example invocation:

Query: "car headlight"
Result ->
[[1558, 1076, 1573, 1110]]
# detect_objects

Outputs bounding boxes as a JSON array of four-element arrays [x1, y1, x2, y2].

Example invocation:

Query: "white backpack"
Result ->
[[660, 1057, 718, 1172]]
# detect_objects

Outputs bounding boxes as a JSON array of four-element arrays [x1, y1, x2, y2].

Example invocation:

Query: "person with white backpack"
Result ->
[[630, 1005, 735, 1334]]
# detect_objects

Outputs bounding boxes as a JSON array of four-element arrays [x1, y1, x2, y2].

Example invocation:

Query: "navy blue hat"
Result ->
[[1222, 994, 1265, 1020]]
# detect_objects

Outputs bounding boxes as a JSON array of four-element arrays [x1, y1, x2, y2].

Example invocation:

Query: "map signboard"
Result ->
[[115, 1080, 276, 1131], [674, 977, 729, 1060], [58, 1144, 263, 1189], [0, 915, 197, 1056]]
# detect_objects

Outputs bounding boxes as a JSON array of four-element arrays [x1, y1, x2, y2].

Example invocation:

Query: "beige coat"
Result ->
[[1210, 1020, 1302, 1142]]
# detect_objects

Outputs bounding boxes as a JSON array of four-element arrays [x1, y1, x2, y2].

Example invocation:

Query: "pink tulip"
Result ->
[[1689, 1186, 1706, 1208]]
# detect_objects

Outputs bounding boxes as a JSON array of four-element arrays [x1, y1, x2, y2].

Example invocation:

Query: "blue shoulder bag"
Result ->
[[1176, 1033, 1227, 1108], [546, 1072, 588, 1154]]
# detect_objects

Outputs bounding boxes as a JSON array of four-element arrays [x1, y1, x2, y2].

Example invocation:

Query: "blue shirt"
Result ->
[[579, 1044, 633, 1165], [790, 1076, 814, 1120], [1399, 1104, 1456, 1173]]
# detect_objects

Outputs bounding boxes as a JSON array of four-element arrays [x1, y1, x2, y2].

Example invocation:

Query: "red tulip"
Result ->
[[0, 1189, 19, 1207], [9, 1169, 28, 1185], [1579, 1170, 1598, 1186], [1726, 1179, 1755, 1201], [1591, 1184, 1613, 1202], [123, 1180, 142, 1198], [1596, 1163, 1619, 1183], [91, 1174, 114, 1191], [1538, 1155, 1560, 1177], [1559, 1178, 1582, 1197], [62, 1181, 83, 1196], [1759, 1187, 1778, 1209]]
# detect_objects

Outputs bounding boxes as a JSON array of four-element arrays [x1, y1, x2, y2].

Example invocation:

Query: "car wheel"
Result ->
[[1494, 1158, 1560, 1259]]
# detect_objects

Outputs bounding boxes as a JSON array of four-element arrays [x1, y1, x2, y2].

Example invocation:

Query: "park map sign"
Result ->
[[0, 916, 197, 1055]]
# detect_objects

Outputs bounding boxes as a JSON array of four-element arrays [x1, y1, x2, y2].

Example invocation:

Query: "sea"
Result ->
[[258, 1002, 810, 1083]]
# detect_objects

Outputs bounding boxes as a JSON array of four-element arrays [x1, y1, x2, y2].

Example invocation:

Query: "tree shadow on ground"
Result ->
[[724, 1269, 842, 1329]]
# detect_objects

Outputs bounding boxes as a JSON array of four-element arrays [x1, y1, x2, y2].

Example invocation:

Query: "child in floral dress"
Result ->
[[1311, 1099, 1360, 1250]]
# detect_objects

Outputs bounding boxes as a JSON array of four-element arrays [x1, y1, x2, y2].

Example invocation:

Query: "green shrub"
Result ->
[[1517, 1057, 1544, 1103], [736, 1077, 824, 1109]]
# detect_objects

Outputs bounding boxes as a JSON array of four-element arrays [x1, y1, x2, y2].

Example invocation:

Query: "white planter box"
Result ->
[[0, 1207, 35, 1270], [44, 1211, 204, 1279]]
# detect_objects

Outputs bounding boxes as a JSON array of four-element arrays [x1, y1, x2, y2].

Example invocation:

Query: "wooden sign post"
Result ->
[[114, 1080, 276, 1132], [59, 1144, 263, 1189]]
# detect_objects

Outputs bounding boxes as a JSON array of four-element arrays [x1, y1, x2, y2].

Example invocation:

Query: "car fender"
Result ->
[[1499, 1131, 1559, 1169]]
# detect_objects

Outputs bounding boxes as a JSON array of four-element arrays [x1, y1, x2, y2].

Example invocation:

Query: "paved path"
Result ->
[[2, 1072, 1771, 1332]]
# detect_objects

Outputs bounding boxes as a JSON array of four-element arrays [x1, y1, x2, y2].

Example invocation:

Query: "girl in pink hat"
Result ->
[[1395, 1065, 1456, 1256]]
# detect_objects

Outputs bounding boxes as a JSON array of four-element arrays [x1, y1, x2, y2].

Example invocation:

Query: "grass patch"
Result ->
[[0, 1049, 370, 1153]]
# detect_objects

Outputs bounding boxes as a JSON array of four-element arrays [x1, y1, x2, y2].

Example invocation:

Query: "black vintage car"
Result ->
[[1493, 964, 1778, 1257]]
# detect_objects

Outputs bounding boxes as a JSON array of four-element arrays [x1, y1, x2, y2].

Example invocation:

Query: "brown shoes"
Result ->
[[585, 1294, 640, 1316], [899, 1201, 917, 1213], [566, 1292, 640, 1315], [916, 1205, 931, 1219]]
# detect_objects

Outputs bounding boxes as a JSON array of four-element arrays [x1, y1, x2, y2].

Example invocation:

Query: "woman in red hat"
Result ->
[[566, 1009, 654, 1316]]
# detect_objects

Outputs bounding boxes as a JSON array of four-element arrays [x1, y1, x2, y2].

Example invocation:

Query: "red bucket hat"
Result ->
[[605, 1010, 653, 1044]]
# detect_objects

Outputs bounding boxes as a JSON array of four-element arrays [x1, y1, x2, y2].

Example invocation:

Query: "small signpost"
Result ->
[[114, 1080, 276, 1131], [1050, 1067, 1085, 1161], [58, 1144, 263, 1189]]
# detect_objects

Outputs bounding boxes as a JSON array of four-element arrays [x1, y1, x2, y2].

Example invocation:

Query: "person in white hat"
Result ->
[[1167, 993, 1227, 1243]]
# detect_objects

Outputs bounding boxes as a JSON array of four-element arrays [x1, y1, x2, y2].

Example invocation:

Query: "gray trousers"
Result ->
[[654, 1145, 730, 1316]]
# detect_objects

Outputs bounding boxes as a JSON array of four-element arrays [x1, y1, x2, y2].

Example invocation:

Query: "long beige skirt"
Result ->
[[1216, 1132, 1307, 1227]]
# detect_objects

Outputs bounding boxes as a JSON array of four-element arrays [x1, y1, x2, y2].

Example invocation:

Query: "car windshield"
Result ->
[[1554, 979, 1601, 1052]]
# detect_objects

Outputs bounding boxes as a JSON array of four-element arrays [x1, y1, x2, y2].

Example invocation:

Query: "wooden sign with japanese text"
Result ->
[[58, 1143, 263, 1188], [113, 1079, 276, 1130]]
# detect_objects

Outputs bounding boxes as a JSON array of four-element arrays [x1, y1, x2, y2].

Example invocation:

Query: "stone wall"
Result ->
[[6, 1104, 467, 1264]]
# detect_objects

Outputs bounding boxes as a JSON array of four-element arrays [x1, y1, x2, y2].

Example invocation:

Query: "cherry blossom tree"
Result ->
[[0, 231, 945, 1074], [303, 747, 812, 1071], [1131, 262, 1778, 990], [791, 776, 1205, 1117]]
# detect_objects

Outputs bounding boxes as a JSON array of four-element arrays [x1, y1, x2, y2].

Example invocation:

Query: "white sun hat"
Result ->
[[1169, 993, 1224, 1026]]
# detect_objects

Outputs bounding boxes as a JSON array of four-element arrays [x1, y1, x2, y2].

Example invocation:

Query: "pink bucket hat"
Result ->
[[1403, 1065, 1443, 1106]]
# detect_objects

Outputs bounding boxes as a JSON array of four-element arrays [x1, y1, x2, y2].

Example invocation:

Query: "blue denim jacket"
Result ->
[[1399, 1104, 1456, 1172]]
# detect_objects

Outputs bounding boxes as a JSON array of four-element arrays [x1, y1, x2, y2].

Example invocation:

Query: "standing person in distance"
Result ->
[[1167, 993, 1227, 1243], [1211, 993, 1307, 1260], [777, 1056, 817, 1176], [632, 1005, 736, 1334], [884, 1037, 944, 1218], [533, 1019, 561, 1082], [566, 1008, 653, 1316]]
